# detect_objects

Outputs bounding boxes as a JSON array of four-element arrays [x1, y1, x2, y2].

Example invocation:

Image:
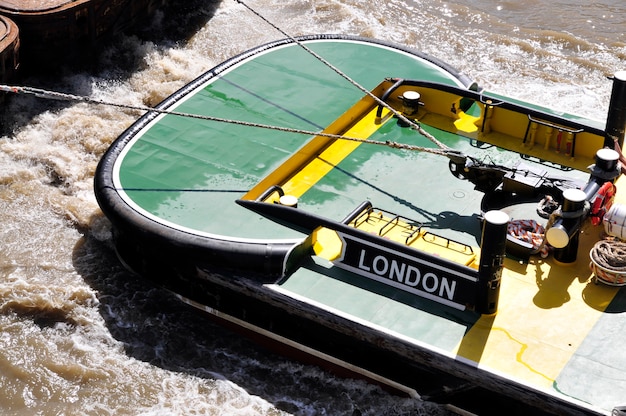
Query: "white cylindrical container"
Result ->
[[603, 203, 626, 240]]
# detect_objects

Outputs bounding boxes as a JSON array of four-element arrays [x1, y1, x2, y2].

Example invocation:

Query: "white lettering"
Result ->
[[439, 277, 456, 300], [349, 246, 458, 301], [422, 273, 438, 293], [389, 260, 406, 283], [405, 265, 421, 287], [358, 249, 370, 271], [372, 255, 388, 275]]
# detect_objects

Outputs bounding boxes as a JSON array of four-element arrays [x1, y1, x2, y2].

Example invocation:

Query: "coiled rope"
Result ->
[[508, 197, 592, 258], [591, 238, 626, 272]]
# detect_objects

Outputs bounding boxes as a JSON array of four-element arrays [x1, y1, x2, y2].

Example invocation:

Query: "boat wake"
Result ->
[[0, 0, 623, 414]]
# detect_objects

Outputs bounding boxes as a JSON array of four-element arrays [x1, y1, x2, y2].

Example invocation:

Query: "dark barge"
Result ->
[[0, 0, 167, 77], [0, 13, 18, 83]]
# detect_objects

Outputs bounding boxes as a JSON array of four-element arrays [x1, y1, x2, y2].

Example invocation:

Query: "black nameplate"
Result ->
[[334, 232, 479, 310]]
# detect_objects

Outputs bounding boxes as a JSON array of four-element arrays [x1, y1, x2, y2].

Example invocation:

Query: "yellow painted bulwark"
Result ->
[[242, 83, 390, 202]]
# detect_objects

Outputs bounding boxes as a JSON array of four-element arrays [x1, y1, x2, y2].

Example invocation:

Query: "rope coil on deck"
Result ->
[[507, 198, 591, 259], [591, 239, 626, 271], [590, 238, 626, 286], [507, 219, 550, 258]]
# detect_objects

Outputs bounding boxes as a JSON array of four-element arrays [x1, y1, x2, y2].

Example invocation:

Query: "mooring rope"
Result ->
[[0, 0, 462, 156], [591, 238, 626, 271], [232, 0, 451, 151], [0, 85, 454, 157]]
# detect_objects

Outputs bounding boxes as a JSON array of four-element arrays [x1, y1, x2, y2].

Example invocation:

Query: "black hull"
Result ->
[[111, 230, 597, 416]]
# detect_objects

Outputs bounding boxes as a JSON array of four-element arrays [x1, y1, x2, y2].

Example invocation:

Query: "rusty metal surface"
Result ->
[[0, 14, 19, 83], [0, 16, 17, 39], [0, 0, 89, 13], [0, 0, 165, 76], [0, 14, 16, 41]]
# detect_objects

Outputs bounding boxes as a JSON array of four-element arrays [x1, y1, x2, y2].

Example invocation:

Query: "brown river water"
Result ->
[[0, 0, 624, 414]]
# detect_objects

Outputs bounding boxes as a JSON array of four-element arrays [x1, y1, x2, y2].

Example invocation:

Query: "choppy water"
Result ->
[[0, 0, 624, 414]]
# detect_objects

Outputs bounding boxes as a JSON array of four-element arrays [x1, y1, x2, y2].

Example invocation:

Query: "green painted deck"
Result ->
[[114, 40, 470, 240], [110, 38, 626, 414]]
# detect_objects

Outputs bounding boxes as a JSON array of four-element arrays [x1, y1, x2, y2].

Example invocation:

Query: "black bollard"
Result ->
[[546, 189, 587, 263], [477, 210, 509, 315], [604, 71, 626, 149]]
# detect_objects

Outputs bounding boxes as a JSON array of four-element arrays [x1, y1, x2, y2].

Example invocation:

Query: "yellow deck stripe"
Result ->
[[453, 111, 480, 133], [281, 109, 389, 197]]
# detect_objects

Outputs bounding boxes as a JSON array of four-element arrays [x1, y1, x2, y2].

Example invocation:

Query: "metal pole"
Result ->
[[547, 189, 587, 263], [605, 71, 626, 149], [477, 210, 509, 315]]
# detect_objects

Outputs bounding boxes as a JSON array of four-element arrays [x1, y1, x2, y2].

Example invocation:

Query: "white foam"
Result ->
[[0, 0, 622, 413]]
